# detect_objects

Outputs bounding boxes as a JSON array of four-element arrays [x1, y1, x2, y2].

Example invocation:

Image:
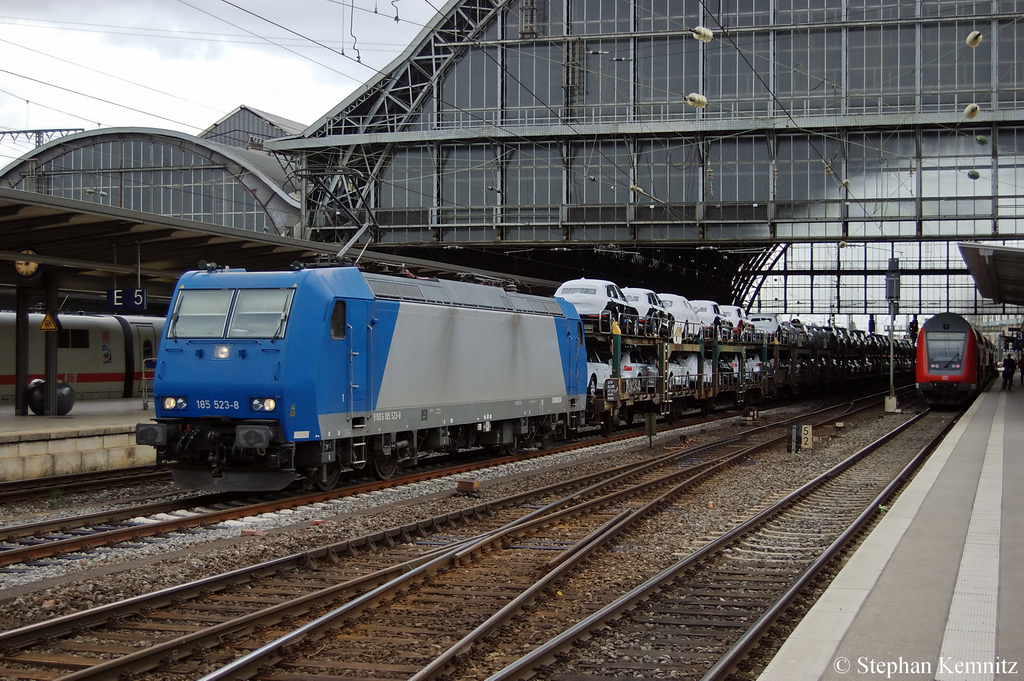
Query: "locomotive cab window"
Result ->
[[330, 301, 346, 339], [168, 289, 234, 338], [227, 289, 295, 339], [925, 331, 967, 370]]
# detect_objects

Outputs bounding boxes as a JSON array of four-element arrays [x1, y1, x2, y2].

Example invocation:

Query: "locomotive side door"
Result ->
[[571, 320, 584, 391], [330, 299, 370, 414]]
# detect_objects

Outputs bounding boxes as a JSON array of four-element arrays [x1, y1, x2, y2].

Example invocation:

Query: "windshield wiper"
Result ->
[[271, 313, 287, 341], [270, 295, 291, 341]]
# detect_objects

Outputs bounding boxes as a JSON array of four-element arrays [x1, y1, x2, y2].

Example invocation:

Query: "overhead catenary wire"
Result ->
[[0, 67, 205, 130], [0, 2, 713, 209], [1, 3, 1018, 304]]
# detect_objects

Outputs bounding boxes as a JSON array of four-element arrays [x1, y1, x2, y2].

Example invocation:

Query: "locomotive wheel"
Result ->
[[371, 447, 400, 479], [311, 459, 342, 491]]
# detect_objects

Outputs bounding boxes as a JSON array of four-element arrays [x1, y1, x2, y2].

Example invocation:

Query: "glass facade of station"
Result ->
[[0, 109, 302, 237], [297, 0, 1024, 323], [27, 139, 274, 232]]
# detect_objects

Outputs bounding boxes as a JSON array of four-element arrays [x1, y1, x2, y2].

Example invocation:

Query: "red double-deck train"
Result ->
[[916, 312, 998, 407]]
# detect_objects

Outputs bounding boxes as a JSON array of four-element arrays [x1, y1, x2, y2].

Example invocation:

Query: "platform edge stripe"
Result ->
[[934, 393, 1005, 681], [754, 391, 990, 681]]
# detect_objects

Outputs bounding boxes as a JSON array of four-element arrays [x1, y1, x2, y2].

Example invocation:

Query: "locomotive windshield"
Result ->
[[168, 289, 233, 338], [925, 330, 967, 370], [168, 288, 295, 340], [228, 289, 294, 338]]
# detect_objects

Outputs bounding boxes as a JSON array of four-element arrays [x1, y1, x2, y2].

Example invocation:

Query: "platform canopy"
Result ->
[[0, 188, 559, 310], [958, 242, 1024, 307]]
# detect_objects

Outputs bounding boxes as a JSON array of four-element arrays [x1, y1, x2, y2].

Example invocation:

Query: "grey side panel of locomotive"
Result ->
[[318, 300, 579, 437]]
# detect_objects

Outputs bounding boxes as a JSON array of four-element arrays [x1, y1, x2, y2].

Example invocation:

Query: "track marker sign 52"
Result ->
[[787, 424, 812, 452]]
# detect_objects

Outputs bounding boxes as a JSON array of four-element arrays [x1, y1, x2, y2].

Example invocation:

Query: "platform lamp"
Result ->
[[885, 258, 900, 412]]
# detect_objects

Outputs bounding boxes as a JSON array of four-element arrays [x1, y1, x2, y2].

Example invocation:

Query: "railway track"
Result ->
[[483, 407, 959, 681], [0, 466, 171, 506], [0, 491, 258, 567], [0, 442, 735, 679], [0, 404, 762, 572], [0, 392, 904, 680]]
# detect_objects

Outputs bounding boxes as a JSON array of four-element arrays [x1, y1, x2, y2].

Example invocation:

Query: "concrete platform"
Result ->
[[758, 383, 1024, 681], [0, 398, 156, 482]]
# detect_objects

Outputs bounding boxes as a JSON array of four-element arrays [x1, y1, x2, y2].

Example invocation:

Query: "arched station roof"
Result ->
[[0, 127, 302, 237]]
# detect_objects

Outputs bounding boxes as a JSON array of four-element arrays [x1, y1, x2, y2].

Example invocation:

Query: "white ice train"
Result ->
[[0, 312, 165, 403]]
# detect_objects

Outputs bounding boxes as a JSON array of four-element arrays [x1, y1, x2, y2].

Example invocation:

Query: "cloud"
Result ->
[[0, 0, 436, 163]]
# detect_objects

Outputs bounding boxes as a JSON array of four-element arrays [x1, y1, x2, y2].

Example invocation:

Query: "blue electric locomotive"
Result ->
[[136, 265, 588, 491]]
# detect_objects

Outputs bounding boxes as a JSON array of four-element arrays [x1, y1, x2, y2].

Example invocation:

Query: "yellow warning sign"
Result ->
[[40, 313, 58, 331]]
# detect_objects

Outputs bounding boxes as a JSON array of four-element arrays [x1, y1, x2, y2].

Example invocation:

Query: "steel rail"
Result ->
[[0, 491, 240, 543], [0, 466, 171, 504], [193, 441, 763, 680], [700, 406, 964, 681], [0, 421, 755, 661], [0, 393, 905, 680], [484, 408, 937, 681], [193, 394, 894, 680]]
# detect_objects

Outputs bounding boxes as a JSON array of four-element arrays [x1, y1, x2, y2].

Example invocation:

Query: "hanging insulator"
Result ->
[[842, 179, 851, 187], [976, 135, 989, 145], [964, 103, 981, 119], [686, 93, 708, 108], [966, 31, 983, 48], [692, 26, 714, 43], [967, 170, 981, 180]]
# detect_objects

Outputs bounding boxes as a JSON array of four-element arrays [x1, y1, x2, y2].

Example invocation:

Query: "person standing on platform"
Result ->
[[1002, 354, 1017, 391]]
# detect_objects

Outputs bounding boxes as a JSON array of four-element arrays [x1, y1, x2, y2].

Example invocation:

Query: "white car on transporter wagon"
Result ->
[[718, 304, 756, 336], [621, 287, 673, 337], [658, 293, 702, 340], [555, 278, 635, 332], [748, 312, 781, 335], [690, 299, 725, 332]]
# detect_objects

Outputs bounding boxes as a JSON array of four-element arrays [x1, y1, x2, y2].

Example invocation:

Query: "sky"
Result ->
[[0, 0, 442, 165]]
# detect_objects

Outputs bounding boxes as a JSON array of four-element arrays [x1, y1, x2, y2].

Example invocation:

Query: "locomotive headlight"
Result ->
[[162, 396, 188, 411], [250, 397, 277, 412], [214, 344, 231, 360]]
